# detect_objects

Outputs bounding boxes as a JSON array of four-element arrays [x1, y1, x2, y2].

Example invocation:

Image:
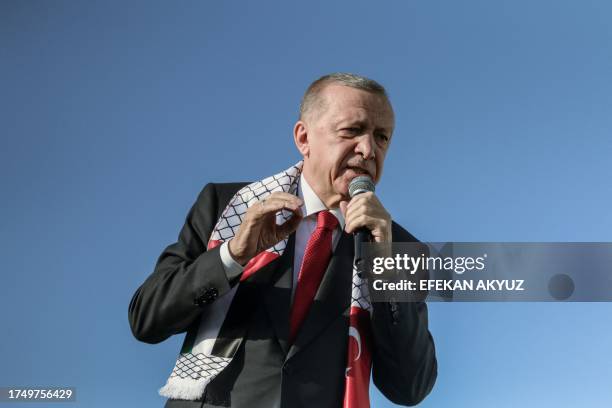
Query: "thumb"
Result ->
[[276, 212, 303, 239], [339, 200, 349, 219]]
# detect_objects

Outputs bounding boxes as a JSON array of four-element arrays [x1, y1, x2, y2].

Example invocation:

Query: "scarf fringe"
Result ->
[[159, 376, 212, 401]]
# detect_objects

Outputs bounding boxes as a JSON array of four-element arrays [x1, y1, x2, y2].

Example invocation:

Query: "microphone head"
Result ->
[[348, 175, 375, 198]]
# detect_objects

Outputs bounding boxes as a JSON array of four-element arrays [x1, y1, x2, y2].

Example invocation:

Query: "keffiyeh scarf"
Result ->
[[159, 161, 374, 407]]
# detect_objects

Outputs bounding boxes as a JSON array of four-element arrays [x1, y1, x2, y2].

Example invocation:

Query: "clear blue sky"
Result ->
[[1, 1, 611, 407]]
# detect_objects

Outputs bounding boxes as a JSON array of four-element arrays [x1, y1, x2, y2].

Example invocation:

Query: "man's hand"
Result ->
[[228, 192, 303, 266], [339, 191, 392, 243]]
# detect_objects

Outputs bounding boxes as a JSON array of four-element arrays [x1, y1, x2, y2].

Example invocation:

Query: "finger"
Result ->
[[267, 192, 304, 207], [261, 194, 303, 212], [346, 191, 374, 210], [266, 197, 303, 218], [345, 214, 377, 234], [344, 200, 374, 225], [345, 194, 385, 221], [339, 201, 349, 219], [257, 196, 302, 218], [347, 212, 388, 234]]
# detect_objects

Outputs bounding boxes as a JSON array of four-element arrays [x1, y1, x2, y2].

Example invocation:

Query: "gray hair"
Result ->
[[299, 72, 391, 120]]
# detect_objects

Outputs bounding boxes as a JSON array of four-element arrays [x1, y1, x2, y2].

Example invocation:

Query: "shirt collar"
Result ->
[[298, 174, 345, 230]]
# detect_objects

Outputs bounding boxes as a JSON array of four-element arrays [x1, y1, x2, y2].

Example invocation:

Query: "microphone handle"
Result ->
[[354, 228, 372, 274]]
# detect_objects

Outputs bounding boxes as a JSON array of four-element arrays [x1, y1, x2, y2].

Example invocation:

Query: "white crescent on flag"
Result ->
[[348, 326, 362, 361]]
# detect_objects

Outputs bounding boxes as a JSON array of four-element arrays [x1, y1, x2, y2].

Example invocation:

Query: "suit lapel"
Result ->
[[285, 231, 354, 362], [262, 234, 295, 356], [212, 243, 287, 357]]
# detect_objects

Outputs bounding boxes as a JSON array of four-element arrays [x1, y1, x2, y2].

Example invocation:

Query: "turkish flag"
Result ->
[[343, 306, 373, 408]]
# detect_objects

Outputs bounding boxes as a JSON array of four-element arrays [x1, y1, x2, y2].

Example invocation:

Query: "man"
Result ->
[[129, 73, 437, 407]]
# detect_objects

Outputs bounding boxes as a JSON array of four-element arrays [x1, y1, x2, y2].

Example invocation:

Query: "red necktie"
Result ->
[[289, 210, 339, 345]]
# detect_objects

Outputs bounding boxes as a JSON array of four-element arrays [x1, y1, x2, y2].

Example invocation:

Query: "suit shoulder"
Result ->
[[203, 182, 250, 198], [209, 182, 251, 193], [391, 220, 420, 243], [195, 182, 251, 220]]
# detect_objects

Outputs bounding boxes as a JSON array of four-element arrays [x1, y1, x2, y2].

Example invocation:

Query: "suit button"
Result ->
[[391, 310, 400, 325], [389, 300, 399, 325], [209, 288, 218, 300], [283, 363, 292, 375], [194, 287, 219, 306]]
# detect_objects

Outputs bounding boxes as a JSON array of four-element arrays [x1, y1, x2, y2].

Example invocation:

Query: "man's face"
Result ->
[[296, 84, 395, 207]]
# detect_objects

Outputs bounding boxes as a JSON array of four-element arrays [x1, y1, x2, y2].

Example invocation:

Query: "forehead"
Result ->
[[316, 84, 395, 130]]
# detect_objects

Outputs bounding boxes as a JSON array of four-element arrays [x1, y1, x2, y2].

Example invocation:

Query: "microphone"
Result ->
[[348, 176, 375, 273]]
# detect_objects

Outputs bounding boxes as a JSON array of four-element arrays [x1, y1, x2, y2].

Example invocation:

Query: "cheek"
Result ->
[[326, 144, 349, 169], [332, 164, 354, 191], [374, 150, 387, 178]]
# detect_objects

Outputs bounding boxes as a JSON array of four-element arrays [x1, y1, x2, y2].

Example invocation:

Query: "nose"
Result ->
[[355, 133, 375, 161]]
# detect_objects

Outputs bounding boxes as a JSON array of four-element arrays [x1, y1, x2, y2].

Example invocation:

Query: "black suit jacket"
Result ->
[[129, 182, 437, 407]]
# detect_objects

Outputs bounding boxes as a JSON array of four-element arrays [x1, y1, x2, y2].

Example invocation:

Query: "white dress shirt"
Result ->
[[220, 175, 345, 300]]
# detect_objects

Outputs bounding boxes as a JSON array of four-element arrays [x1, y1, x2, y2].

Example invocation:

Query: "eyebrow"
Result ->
[[336, 120, 392, 133], [336, 119, 391, 134], [336, 119, 367, 129]]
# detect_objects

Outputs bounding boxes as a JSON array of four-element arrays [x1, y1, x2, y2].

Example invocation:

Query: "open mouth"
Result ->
[[345, 166, 371, 177]]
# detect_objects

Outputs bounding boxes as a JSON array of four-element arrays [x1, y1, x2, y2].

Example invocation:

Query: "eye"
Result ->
[[340, 127, 361, 137], [376, 133, 389, 143]]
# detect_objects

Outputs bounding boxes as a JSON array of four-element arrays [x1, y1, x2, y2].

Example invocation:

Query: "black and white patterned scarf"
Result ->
[[159, 161, 374, 408]]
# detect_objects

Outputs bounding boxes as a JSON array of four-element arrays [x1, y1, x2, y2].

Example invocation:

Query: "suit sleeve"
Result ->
[[371, 225, 438, 406], [128, 183, 240, 344]]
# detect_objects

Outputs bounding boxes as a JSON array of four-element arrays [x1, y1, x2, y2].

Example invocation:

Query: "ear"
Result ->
[[293, 120, 310, 157]]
